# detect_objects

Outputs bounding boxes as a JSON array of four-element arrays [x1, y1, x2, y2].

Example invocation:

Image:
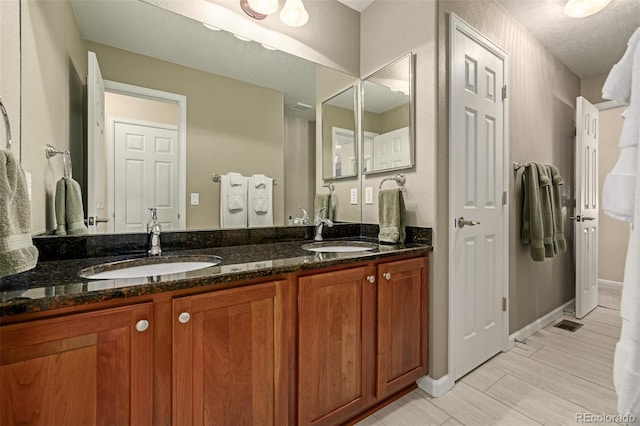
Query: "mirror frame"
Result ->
[[321, 84, 359, 181], [361, 53, 415, 176]]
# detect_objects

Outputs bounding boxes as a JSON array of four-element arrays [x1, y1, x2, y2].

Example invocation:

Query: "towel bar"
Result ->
[[322, 183, 335, 194], [513, 161, 531, 170], [45, 144, 73, 178], [0, 97, 12, 152], [379, 174, 406, 189], [211, 173, 278, 185]]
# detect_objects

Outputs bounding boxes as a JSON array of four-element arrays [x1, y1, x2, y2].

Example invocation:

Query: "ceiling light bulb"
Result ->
[[233, 34, 252, 42], [247, 0, 279, 15], [564, 0, 613, 18], [280, 0, 309, 27], [261, 43, 278, 51], [203, 23, 221, 31]]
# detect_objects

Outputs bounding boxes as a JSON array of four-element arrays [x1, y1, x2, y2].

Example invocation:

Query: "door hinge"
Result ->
[[502, 191, 507, 206], [502, 297, 508, 312], [502, 85, 507, 100]]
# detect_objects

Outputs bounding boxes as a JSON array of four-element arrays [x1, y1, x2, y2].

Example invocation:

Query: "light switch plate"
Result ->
[[190, 193, 199, 205], [350, 188, 357, 205], [365, 187, 373, 204]]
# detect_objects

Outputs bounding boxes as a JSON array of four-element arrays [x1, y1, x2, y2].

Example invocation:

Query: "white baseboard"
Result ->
[[599, 279, 623, 287], [417, 374, 455, 398], [507, 298, 575, 346]]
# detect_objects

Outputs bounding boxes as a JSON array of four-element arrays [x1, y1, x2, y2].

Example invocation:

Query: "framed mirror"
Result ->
[[321, 85, 358, 180], [361, 54, 414, 175]]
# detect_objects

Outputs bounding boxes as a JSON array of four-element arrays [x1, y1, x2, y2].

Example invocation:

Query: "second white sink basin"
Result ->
[[79, 255, 222, 280], [302, 241, 378, 253]]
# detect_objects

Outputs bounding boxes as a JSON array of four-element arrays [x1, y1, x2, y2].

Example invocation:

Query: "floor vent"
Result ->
[[554, 319, 583, 332]]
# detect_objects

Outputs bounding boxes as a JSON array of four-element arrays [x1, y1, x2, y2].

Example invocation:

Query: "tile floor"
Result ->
[[357, 291, 623, 425]]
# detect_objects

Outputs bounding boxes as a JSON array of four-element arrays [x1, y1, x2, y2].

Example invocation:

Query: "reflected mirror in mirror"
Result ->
[[321, 85, 357, 180], [362, 54, 414, 175], [19, 0, 361, 235]]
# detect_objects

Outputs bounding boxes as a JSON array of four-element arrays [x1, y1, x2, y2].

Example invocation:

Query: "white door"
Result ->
[[372, 127, 410, 171], [87, 51, 108, 233], [332, 127, 356, 177], [575, 96, 599, 319], [113, 121, 180, 233], [450, 15, 509, 380]]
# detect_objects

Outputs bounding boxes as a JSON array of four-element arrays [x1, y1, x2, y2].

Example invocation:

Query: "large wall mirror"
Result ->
[[18, 0, 361, 235], [361, 54, 414, 175], [321, 85, 358, 180]]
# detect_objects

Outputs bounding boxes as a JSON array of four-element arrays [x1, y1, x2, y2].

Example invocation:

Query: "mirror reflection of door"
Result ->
[[321, 85, 357, 180]]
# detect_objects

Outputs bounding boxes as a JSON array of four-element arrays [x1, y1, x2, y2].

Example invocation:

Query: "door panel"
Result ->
[[87, 51, 107, 233]]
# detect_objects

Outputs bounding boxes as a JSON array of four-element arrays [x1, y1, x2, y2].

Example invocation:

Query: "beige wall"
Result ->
[[361, 0, 439, 375], [0, 0, 21, 165], [87, 41, 285, 230], [379, 103, 410, 134], [284, 116, 315, 220], [438, 1, 580, 372], [21, 0, 86, 234], [321, 104, 356, 179], [581, 73, 608, 104], [598, 106, 629, 283], [105, 93, 178, 127]]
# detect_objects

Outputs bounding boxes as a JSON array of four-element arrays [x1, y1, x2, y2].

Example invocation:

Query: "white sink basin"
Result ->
[[301, 241, 378, 253], [79, 255, 222, 280]]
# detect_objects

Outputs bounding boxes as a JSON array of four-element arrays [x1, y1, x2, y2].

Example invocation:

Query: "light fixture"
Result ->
[[203, 23, 221, 31], [261, 43, 278, 51], [233, 33, 252, 42], [564, 0, 613, 18], [280, 0, 309, 27], [239, 0, 309, 27]]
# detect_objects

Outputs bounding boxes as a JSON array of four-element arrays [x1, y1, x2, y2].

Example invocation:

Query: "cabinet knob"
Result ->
[[135, 319, 149, 332], [383, 272, 391, 280], [178, 312, 191, 324], [367, 275, 375, 283]]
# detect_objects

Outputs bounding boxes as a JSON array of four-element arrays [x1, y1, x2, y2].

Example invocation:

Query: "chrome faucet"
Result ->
[[147, 208, 162, 256], [294, 207, 311, 225], [314, 207, 333, 241]]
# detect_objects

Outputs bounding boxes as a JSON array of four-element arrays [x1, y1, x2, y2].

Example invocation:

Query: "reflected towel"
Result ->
[[314, 193, 336, 221], [536, 163, 555, 257], [547, 165, 566, 254], [0, 150, 38, 278], [220, 173, 248, 229], [521, 164, 545, 261], [378, 188, 406, 244], [248, 174, 273, 227], [55, 177, 88, 236]]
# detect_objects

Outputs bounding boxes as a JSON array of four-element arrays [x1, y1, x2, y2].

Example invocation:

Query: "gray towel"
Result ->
[[521, 164, 545, 261], [314, 193, 337, 221], [536, 163, 555, 258], [378, 188, 406, 244], [0, 150, 38, 278], [547, 165, 566, 254], [55, 177, 88, 236]]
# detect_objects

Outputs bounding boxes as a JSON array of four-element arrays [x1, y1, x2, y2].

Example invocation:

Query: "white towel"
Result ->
[[228, 172, 244, 186], [248, 175, 273, 227], [219, 173, 248, 229]]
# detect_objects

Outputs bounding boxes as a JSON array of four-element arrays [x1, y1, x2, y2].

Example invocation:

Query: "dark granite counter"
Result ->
[[0, 237, 430, 317]]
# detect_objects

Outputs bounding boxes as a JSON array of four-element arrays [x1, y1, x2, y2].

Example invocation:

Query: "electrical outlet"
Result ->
[[190, 193, 200, 205], [350, 188, 357, 205], [365, 187, 373, 204]]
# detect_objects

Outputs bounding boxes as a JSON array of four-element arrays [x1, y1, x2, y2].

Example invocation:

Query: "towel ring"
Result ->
[[0, 97, 12, 152], [323, 183, 335, 194], [46, 144, 73, 179], [379, 174, 406, 190]]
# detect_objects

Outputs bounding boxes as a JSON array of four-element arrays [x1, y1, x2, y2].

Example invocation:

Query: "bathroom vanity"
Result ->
[[0, 235, 429, 425]]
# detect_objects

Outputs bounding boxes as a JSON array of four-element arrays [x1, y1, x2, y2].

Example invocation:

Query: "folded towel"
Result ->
[[378, 188, 406, 244], [536, 163, 555, 258], [220, 174, 248, 229], [314, 193, 337, 221], [602, 28, 640, 103], [228, 172, 244, 186], [0, 150, 39, 278], [248, 175, 273, 227], [521, 164, 545, 261], [547, 165, 566, 254], [55, 177, 88, 236]]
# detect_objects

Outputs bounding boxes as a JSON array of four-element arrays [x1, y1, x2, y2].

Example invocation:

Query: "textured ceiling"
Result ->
[[496, 0, 640, 78]]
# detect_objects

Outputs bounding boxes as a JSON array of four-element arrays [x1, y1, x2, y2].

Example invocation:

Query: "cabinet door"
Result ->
[[173, 281, 288, 426], [377, 257, 428, 398], [1, 303, 153, 426], [298, 267, 375, 426]]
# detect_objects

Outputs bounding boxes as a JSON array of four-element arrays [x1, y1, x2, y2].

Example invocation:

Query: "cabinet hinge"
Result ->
[[502, 85, 507, 100], [502, 297, 508, 312], [502, 191, 507, 206]]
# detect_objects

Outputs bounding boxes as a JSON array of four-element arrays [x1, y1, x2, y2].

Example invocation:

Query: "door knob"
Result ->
[[582, 216, 596, 221], [178, 312, 191, 324], [135, 319, 149, 332], [457, 217, 480, 228]]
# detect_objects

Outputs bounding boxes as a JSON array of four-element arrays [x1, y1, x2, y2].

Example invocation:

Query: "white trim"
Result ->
[[507, 299, 575, 347], [448, 13, 510, 381], [416, 375, 455, 398], [598, 279, 623, 287], [103, 80, 187, 230], [595, 100, 626, 111]]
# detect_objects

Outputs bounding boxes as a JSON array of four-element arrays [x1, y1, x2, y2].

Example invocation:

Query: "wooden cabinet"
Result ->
[[377, 257, 428, 398], [172, 280, 290, 426], [297, 267, 376, 426], [0, 303, 153, 426]]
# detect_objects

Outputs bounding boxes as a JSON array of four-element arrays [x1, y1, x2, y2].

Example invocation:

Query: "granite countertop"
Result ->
[[0, 238, 430, 317]]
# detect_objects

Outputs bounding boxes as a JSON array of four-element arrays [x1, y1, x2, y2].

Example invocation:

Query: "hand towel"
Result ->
[[314, 193, 337, 221], [521, 164, 545, 261], [536, 163, 555, 257], [547, 165, 566, 254], [0, 150, 39, 278], [55, 177, 88, 236], [228, 172, 244, 187], [220, 173, 248, 229], [378, 188, 406, 244], [602, 28, 640, 103], [248, 174, 273, 227]]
